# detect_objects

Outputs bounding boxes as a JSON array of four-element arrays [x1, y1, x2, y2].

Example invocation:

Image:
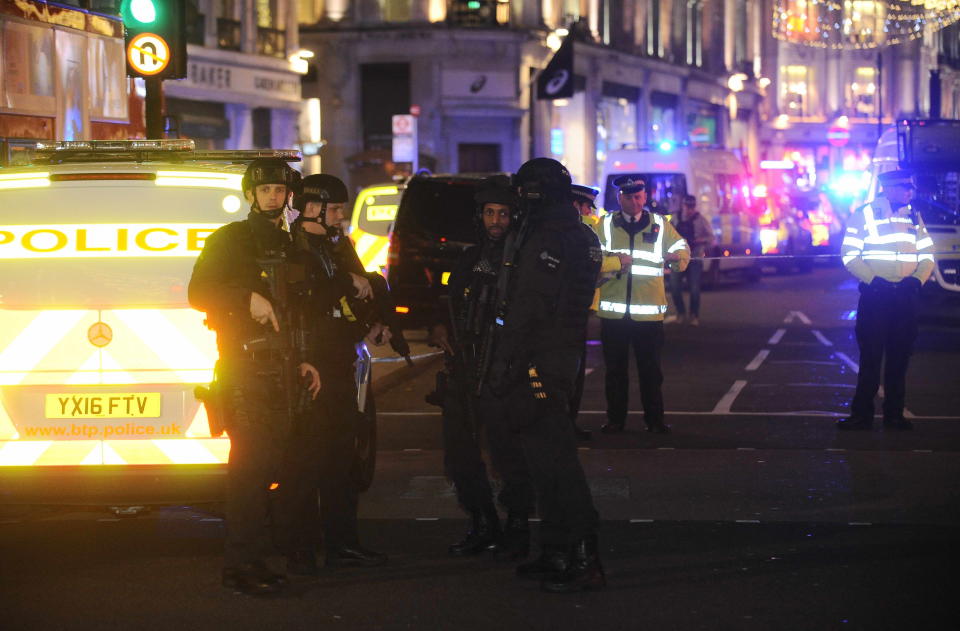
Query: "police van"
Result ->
[[600, 146, 761, 285], [349, 182, 404, 274], [0, 140, 299, 502], [863, 120, 960, 293]]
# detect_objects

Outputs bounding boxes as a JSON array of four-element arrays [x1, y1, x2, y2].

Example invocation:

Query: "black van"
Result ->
[[385, 173, 496, 326]]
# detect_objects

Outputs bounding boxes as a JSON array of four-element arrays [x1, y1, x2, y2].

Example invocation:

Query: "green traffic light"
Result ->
[[467, 1, 481, 8], [127, 0, 157, 24]]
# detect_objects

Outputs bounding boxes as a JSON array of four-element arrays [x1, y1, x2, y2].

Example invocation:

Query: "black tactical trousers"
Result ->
[[850, 283, 920, 422], [600, 318, 665, 427], [568, 342, 588, 422], [221, 359, 288, 568], [274, 367, 360, 555], [507, 349, 599, 547], [443, 381, 534, 517]]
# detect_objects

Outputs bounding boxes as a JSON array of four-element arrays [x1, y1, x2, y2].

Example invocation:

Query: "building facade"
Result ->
[[0, 0, 139, 164], [299, 0, 766, 191], [164, 0, 305, 150], [759, 3, 960, 192]]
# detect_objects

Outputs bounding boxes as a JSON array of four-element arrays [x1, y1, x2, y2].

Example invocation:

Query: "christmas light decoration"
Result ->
[[773, 1, 960, 49]]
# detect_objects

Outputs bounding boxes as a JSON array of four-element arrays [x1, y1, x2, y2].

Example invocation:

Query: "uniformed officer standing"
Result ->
[[188, 158, 321, 596], [489, 158, 604, 593], [276, 174, 388, 575], [428, 176, 534, 560], [594, 176, 690, 435], [837, 169, 935, 431], [568, 184, 623, 441]]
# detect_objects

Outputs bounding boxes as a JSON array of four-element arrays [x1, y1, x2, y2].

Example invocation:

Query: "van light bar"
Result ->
[[0, 172, 51, 189], [35, 140, 196, 152], [155, 171, 243, 190], [50, 173, 156, 182]]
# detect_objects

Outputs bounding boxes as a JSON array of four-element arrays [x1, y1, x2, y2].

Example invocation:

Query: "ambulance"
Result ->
[[863, 120, 960, 293], [0, 140, 300, 502], [600, 145, 761, 286]]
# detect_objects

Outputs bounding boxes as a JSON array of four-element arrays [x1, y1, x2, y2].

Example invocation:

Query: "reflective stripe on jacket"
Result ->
[[595, 211, 690, 321], [841, 197, 935, 284]]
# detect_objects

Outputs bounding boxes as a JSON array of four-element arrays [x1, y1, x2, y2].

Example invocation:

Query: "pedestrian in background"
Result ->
[[594, 175, 689, 435], [837, 169, 934, 431], [666, 194, 713, 326]]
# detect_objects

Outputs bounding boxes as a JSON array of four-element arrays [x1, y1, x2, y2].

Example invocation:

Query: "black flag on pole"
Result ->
[[536, 37, 574, 100]]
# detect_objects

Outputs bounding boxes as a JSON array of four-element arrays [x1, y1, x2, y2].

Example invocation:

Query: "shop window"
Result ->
[[716, 174, 749, 215], [256, 0, 286, 57], [596, 82, 639, 165], [88, 36, 127, 121], [549, 92, 587, 186], [1, 20, 56, 112], [779, 65, 811, 117], [650, 91, 678, 145], [843, 1, 882, 48], [847, 67, 876, 117], [253, 107, 272, 148]]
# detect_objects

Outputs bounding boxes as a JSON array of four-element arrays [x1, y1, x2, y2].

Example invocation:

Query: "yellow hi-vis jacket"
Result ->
[[595, 210, 690, 321], [841, 197, 935, 284], [582, 214, 622, 311]]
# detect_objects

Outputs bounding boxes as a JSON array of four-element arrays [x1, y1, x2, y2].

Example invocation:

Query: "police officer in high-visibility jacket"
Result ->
[[594, 175, 690, 434], [837, 169, 935, 431]]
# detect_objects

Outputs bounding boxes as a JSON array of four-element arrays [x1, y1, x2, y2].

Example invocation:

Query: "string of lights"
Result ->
[[772, 0, 960, 49]]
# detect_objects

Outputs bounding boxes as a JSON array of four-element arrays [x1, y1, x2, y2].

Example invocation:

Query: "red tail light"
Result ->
[[387, 233, 401, 271]]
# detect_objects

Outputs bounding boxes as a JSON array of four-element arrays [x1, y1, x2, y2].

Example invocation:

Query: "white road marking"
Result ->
[[769, 360, 838, 365], [382, 411, 959, 419], [835, 352, 859, 372], [784, 310, 812, 325], [629, 519, 654, 523], [811, 329, 834, 347], [768, 328, 786, 345], [745, 350, 770, 371], [713, 380, 748, 414]]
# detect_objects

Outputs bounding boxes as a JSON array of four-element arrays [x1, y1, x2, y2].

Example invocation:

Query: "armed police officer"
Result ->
[[189, 158, 321, 596], [837, 169, 935, 431], [595, 175, 690, 435], [488, 158, 604, 593], [275, 173, 389, 574], [428, 176, 534, 561]]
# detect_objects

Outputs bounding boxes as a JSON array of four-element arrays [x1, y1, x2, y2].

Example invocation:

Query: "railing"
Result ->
[[256, 27, 286, 58]]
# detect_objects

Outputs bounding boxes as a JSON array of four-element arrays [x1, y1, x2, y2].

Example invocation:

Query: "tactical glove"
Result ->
[[899, 276, 922, 293]]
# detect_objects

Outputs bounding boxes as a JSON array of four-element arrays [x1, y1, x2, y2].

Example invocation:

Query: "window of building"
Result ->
[[384, 0, 412, 22], [186, 0, 205, 46], [779, 65, 811, 117], [596, 82, 639, 166], [449, 0, 503, 26], [848, 66, 876, 117], [733, 0, 749, 73], [255, 0, 286, 57], [686, 0, 702, 67], [645, 0, 662, 57], [549, 92, 587, 186], [217, 0, 241, 51], [843, 1, 882, 48]]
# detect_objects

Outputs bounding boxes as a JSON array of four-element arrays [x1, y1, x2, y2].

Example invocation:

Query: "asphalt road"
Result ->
[[2, 265, 959, 630]]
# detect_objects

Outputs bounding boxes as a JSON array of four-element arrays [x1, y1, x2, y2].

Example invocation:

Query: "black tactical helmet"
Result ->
[[292, 173, 349, 211], [515, 157, 572, 201], [474, 175, 518, 208], [241, 158, 300, 193]]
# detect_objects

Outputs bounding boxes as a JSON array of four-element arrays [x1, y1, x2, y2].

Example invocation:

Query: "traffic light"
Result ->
[[121, 0, 187, 80]]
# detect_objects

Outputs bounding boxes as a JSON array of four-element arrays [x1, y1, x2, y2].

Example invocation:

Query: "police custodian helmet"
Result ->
[[293, 174, 349, 211], [241, 157, 301, 193]]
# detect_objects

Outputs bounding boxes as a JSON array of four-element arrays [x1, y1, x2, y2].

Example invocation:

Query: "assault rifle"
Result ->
[[475, 205, 532, 395], [243, 252, 313, 423]]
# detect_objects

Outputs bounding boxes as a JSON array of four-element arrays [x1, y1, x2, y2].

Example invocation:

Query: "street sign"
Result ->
[[392, 115, 418, 169], [127, 33, 170, 76], [827, 125, 850, 147]]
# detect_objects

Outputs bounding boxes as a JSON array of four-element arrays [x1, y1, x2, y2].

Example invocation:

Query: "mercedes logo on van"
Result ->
[[88, 321, 113, 348]]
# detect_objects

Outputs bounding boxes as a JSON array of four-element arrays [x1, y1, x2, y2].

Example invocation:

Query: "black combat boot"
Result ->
[[541, 535, 606, 593], [222, 560, 288, 596], [488, 513, 530, 561], [515, 544, 569, 580], [448, 508, 501, 557]]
